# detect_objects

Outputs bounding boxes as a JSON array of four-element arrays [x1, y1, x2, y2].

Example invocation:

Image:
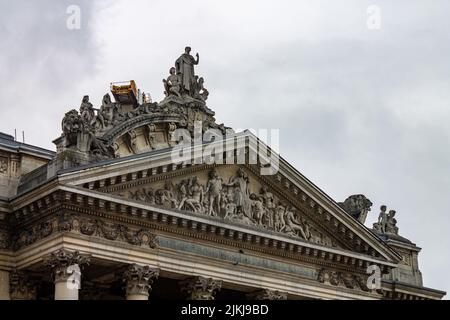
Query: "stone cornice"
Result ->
[[381, 280, 446, 300], [8, 184, 397, 275]]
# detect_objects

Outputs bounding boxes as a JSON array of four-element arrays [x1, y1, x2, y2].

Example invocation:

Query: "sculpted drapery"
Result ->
[[175, 47, 199, 93]]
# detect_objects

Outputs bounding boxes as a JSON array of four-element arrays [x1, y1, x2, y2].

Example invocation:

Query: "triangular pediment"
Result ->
[[57, 132, 401, 264]]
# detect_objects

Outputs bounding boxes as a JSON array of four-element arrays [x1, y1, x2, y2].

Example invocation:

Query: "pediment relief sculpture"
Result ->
[[115, 166, 338, 248]]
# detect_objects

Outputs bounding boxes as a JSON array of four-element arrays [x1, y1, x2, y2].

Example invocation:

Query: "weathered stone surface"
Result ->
[[246, 289, 288, 300], [44, 249, 91, 283], [338, 194, 372, 224], [123, 264, 159, 299], [373, 205, 399, 235]]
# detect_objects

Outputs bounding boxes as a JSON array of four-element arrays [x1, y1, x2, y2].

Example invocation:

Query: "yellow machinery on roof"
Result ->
[[110, 80, 138, 106]]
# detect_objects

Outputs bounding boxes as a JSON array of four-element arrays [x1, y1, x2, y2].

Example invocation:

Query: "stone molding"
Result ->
[[246, 289, 288, 300]]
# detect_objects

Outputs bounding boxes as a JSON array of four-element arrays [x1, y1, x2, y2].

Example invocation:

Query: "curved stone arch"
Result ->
[[102, 114, 185, 142]]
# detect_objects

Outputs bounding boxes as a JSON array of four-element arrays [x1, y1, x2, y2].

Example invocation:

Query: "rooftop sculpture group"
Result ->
[[57, 47, 226, 165]]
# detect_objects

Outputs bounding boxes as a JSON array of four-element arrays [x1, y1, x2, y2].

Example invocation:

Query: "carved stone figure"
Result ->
[[0, 157, 8, 174], [130, 189, 148, 202], [373, 205, 388, 233], [80, 95, 96, 128], [144, 124, 157, 150], [329, 271, 341, 286], [338, 194, 373, 224], [61, 109, 83, 147], [386, 210, 399, 234], [9, 270, 37, 300], [226, 168, 251, 219], [273, 205, 283, 232], [122, 168, 337, 247], [163, 67, 182, 98], [250, 193, 265, 225], [223, 193, 237, 220], [260, 186, 275, 209], [283, 207, 307, 239], [124, 130, 138, 154], [260, 186, 275, 228], [194, 76, 209, 101], [156, 181, 178, 208], [175, 46, 199, 95], [178, 177, 203, 213], [205, 169, 222, 216], [97, 93, 114, 129]]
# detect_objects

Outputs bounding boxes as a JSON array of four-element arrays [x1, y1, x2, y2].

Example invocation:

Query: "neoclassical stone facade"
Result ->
[[0, 48, 445, 300]]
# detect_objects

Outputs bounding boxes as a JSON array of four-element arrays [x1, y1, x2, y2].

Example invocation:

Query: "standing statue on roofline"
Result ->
[[175, 46, 200, 95]]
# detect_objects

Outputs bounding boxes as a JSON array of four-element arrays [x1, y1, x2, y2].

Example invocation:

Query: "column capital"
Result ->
[[180, 276, 222, 300], [123, 264, 159, 298], [44, 249, 91, 283], [246, 289, 288, 300], [9, 270, 37, 300]]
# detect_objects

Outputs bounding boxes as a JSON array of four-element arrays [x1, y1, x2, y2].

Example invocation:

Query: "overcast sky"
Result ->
[[1, 0, 449, 297]]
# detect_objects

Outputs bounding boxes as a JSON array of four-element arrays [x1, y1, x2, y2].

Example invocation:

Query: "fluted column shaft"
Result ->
[[0, 270, 10, 300]]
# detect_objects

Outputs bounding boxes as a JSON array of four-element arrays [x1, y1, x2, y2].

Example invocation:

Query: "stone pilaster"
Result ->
[[0, 270, 10, 300], [180, 276, 222, 300], [9, 270, 37, 300], [44, 249, 91, 300], [123, 264, 159, 300], [246, 289, 288, 300]]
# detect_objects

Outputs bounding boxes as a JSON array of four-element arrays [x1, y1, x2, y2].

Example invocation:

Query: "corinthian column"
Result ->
[[246, 289, 288, 300], [44, 249, 91, 300], [123, 264, 159, 300], [180, 276, 222, 300]]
